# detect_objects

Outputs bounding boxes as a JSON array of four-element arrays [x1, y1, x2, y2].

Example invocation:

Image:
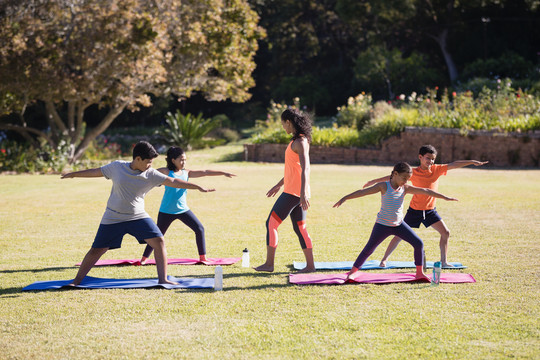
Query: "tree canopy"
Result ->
[[0, 0, 264, 162]]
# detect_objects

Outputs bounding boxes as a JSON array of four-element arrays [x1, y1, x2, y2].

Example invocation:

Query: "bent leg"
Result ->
[[71, 247, 109, 285], [430, 220, 452, 267]]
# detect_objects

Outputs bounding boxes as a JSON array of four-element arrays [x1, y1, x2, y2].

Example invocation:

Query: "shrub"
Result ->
[[156, 110, 221, 150], [335, 93, 372, 129]]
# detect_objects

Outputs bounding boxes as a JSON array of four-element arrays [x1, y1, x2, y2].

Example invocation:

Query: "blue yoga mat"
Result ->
[[293, 260, 467, 270], [22, 275, 214, 291]]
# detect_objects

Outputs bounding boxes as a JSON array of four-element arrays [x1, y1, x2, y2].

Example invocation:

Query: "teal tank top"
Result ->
[[159, 170, 190, 214]]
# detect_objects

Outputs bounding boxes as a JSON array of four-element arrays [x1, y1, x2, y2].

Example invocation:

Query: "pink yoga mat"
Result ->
[[289, 272, 476, 285], [76, 257, 240, 267]]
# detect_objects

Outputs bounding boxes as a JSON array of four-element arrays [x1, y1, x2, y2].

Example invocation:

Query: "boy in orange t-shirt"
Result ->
[[364, 145, 488, 267]]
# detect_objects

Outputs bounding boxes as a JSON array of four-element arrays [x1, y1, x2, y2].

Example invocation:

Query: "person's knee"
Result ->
[[146, 237, 165, 249]]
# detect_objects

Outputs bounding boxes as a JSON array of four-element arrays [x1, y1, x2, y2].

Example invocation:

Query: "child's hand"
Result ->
[[224, 172, 236, 178], [333, 198, 346, 208], [266, 184, 281, 197], [61, 173, 73, 179], [200, 188, 216, 193], [473, 160, 489, 166]]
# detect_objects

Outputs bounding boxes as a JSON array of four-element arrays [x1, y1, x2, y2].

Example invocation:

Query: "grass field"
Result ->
[[1, 144, 539, 359]]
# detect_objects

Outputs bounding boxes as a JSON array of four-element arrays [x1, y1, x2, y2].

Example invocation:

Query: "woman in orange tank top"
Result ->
[[254, 108, 316, 273]]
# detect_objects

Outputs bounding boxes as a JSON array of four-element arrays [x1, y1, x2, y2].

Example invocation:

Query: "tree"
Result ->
[[0, 0, 264, 163]]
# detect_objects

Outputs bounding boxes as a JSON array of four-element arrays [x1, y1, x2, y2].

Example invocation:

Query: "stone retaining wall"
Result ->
[[243, 127, 540, 167]]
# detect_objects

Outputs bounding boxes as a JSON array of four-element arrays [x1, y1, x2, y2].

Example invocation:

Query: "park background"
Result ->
[[0, 1, 539, 359]]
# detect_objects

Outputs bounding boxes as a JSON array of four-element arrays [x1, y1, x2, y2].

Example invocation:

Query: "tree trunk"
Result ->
[[70, 103, 127, 163], [432, 29, 459, 83]]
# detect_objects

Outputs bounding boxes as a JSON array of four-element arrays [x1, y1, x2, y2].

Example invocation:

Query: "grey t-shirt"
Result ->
[[100, 160, 168, 224]]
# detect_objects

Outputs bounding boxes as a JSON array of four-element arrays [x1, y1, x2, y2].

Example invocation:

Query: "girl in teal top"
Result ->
[[140, 146, 236, 263]]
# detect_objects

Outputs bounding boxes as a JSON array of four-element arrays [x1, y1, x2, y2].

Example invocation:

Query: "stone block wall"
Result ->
[[244, 127, 540, 167]]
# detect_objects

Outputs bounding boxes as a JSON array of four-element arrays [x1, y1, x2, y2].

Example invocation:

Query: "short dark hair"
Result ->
[[165, 146, 185, 171], [419, 145, 437, 156], [132, 141, 159, 160]]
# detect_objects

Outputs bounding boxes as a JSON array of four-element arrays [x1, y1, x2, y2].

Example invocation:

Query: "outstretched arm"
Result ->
[[61, 168, 103, 179], [447, 160, 488, 170], [188, 170, 236, 178], [363, 175, 390, 188], [405, 185, 458, 201], [333, 183, 384, 208], [162, 177, 215, 192]]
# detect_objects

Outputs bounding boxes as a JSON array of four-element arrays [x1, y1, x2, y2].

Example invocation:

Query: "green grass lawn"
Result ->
[[1, 144, 539, 359]]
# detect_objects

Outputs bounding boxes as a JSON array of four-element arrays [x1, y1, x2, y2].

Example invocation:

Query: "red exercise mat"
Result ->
[[76, 257, 240, 266], [289, 272, 476, 285]]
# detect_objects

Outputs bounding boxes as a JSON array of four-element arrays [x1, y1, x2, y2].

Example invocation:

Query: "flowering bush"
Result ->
[[335, 93, 372, 129], [252, 81, 540, 148]]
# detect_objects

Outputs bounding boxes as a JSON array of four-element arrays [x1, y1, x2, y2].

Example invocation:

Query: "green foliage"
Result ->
[[461, 52, 537, 81], [353, 45, 444, 100], [335, 93, 372, 129], [252, 82, 540, 147], [156, 110, 221, 150], [0, 139, 70, 173], [0, 0, 264, 163]]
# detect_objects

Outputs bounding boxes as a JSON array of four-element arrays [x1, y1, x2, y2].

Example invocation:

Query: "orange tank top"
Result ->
[[283, 140, 310, 198]]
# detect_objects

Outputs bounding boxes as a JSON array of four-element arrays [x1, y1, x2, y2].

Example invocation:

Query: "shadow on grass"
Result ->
[[0, 266, 75, 274]]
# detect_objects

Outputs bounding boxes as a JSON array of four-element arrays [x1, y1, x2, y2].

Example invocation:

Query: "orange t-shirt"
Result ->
[[283, 141, 310, 198], [408, 164, 448, 210]]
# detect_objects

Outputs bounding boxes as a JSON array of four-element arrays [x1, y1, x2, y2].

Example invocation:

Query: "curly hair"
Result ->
[[165, 146, 185, 171], [281, 108, 312, 143]]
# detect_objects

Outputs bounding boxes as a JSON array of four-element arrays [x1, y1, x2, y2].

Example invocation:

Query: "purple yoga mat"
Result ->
[[76, 257, 240, 267], [289, 272, 476, 285]]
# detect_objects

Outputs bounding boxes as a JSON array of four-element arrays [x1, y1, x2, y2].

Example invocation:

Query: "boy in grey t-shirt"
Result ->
[[62, 141, 215, 286]]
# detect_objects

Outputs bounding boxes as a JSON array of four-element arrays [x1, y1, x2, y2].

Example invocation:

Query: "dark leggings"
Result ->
[[142, 210, 205, 258], [353, 222, 424, 269], [266, 192, 312, 249]]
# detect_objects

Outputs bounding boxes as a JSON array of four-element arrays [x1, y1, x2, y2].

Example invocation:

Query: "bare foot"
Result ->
[[159, 279, 179, 285], [139, 257, 148, 265], [415, 273, 430, 282], [441, 262, 454, 268], [199, 255, 208, 262], [254, 264, 274, 272], [296, 266, 316, 273], [379, 260, 387, 267], [346, 272, 358, 281]]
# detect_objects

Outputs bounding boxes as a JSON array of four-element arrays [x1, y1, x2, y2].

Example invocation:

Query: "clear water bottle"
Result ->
[[242, 248, 250, 268], [214, 265, 223, 291], [431, 261, 442, 286]]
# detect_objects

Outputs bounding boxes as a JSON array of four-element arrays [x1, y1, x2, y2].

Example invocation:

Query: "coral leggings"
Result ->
[[266, 192, 312, 249]]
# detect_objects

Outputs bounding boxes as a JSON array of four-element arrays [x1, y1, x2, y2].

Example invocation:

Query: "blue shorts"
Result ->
[[92, 218, 163, 249], [403, 208, 442, 228]]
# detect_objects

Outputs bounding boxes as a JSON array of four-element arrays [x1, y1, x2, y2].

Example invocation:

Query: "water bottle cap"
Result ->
[[243, 248, 248, 252], [434, 261, 441, 268]]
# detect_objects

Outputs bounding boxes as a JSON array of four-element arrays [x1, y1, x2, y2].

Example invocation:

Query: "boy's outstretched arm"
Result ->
[[162, 177, 215, 192], [188, 170, 236, 178], [363, 175, 390, 188], [405, 185, 458, 202], [447, 160, 488, 170], [61, 168, 103, 179], [333, 183, 383, 208]]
